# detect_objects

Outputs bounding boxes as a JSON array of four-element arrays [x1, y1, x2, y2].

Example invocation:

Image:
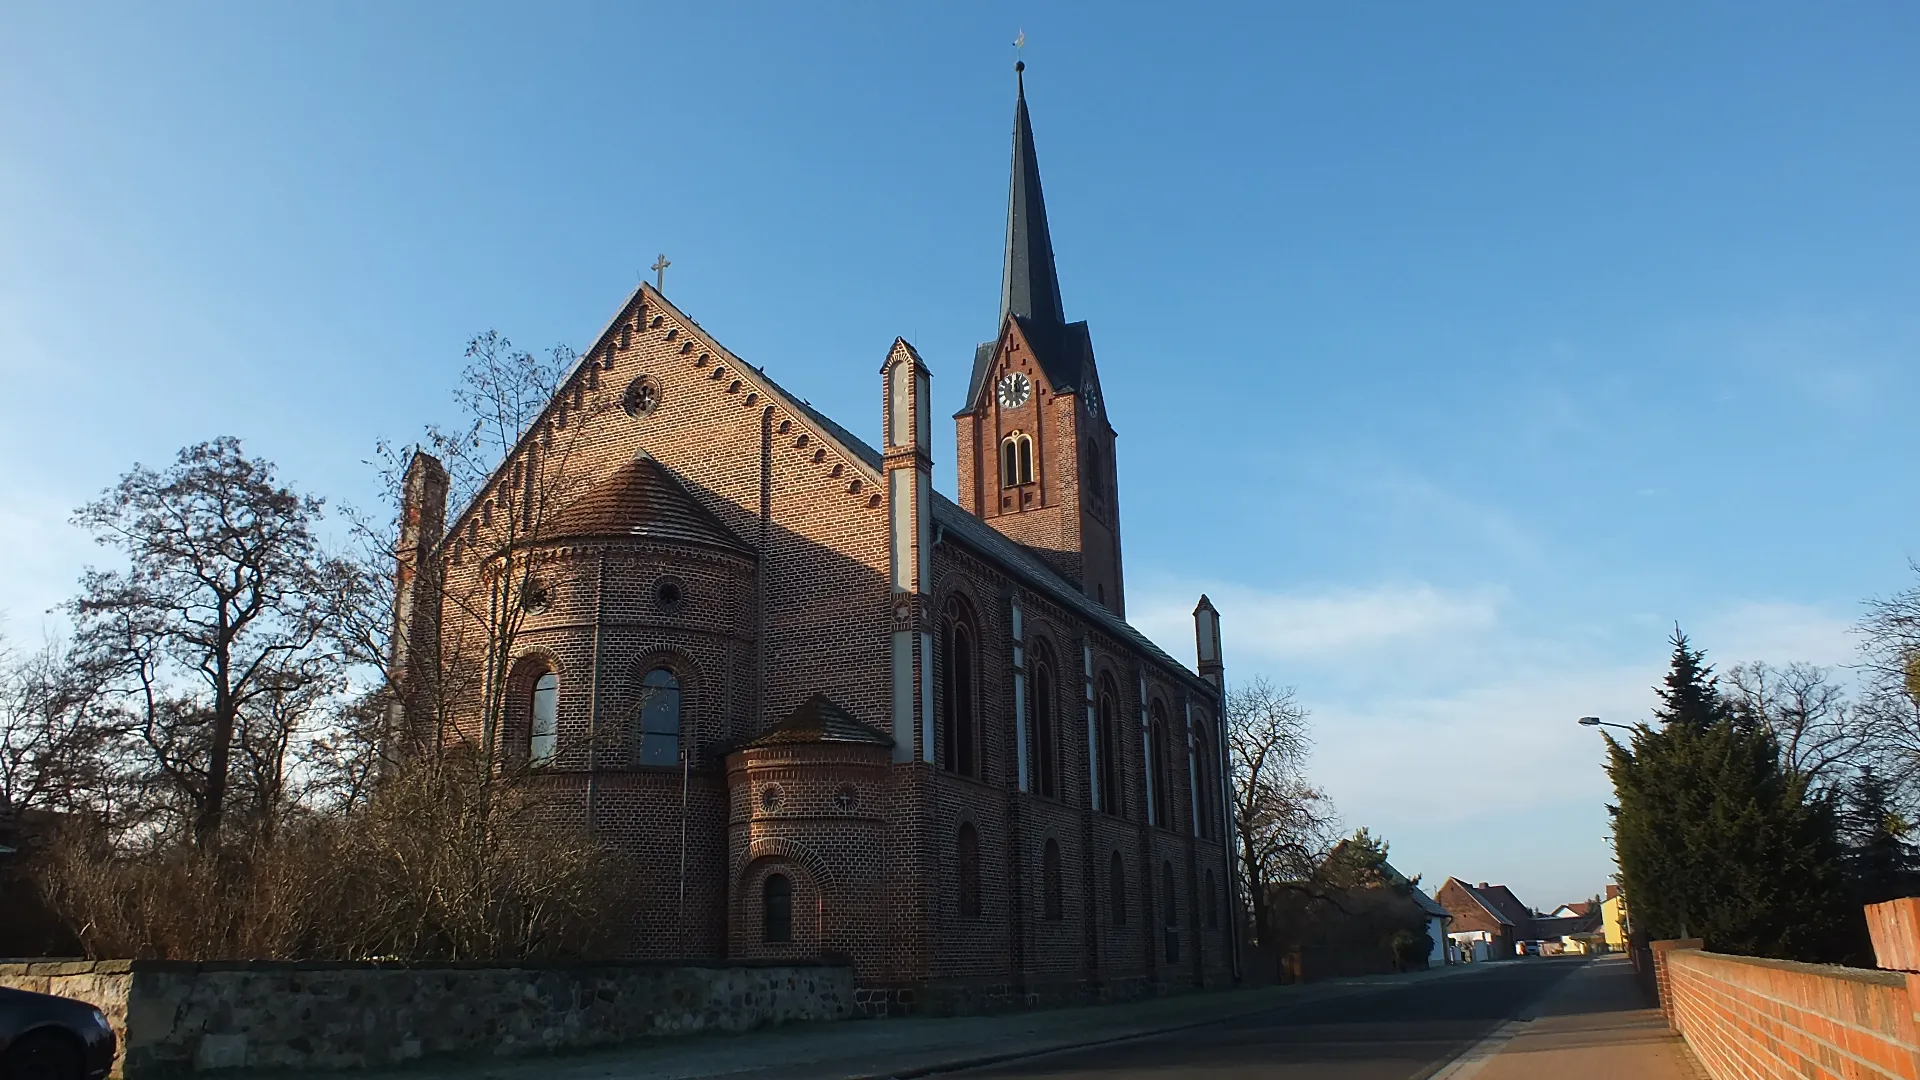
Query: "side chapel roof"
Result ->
[[737, 694, 894, 750], [539, 452, 751, 553]]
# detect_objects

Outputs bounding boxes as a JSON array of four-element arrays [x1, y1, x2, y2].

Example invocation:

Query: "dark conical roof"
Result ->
[[539, 454, 750, 552], [738, 694, 893, 750], [1001, 65, 1066, 329]]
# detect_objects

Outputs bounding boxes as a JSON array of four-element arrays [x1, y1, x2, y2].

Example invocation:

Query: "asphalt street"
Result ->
[[956, 960, 1585, 1079]]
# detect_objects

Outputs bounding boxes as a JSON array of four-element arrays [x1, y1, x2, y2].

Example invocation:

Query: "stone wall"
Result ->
[[0, 959, 853, 1077]]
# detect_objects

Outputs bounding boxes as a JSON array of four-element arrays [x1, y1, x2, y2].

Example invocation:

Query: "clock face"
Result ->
[[996, 372, 1032, 409], [1083, 385, 1100, 417]]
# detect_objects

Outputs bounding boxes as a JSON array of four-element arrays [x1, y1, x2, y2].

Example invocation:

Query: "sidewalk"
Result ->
[[270, 962, 1496, 1080], [1446, 955, 1705, 1080]]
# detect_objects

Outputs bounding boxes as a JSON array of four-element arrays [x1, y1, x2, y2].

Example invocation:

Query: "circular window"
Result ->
[[759, 784, 784, 814], [622, 375, 660, 418], [833, 783, 859, 812], [656, 578, 683, 610], [519, 577, 551, 614]]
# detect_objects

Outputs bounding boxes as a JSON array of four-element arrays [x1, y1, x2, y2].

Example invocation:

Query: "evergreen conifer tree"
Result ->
[[1607, 630, 1858, 962]]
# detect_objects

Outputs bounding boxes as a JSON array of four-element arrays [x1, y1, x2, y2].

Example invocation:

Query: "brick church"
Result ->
[[390, 65, 1239, 1010]]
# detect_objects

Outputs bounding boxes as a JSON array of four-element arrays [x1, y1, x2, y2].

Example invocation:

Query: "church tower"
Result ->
[[955, 63, 1125, 615]]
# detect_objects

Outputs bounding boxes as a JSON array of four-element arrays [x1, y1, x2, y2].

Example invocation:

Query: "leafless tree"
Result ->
[[0, 631, 124, 820], [404, 331, 603, 778], [67, 438, 346, 847], [1856, 569, 1920, 806], [1722, 661, 1860, 792], [1224, 676, 1339, 950]]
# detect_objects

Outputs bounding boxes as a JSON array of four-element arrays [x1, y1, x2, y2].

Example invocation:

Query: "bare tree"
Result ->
[[407, 332, 600, 776], [1224, 676, 1338, 950], [1723, 661, 1860, 792], [1856, 568, 1920, 806], [67, 438, 345, 847], [0, 631, 123, 820]]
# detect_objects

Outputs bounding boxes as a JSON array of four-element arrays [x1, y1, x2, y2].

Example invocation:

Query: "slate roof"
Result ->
[[962, 317, 1098, 418], [1411, 887, 1451, 921], [738, 694, 894, 750], [1002, 64, 1066, 330], [768, 388, 1211, 697], [539, 453, 752, 553], [1445, 878, 1515, 927]]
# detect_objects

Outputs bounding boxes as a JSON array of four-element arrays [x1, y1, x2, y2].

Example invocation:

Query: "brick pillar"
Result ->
[[1865, 897, 1920, 1078], [1649, 937, 1702, 1032]]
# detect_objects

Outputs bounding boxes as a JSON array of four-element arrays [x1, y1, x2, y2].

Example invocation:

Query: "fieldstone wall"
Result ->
[[0, 959, 853, 1077]]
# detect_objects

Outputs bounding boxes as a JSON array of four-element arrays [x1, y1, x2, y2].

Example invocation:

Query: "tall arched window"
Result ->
[[1194, 724, 1218, 840], [957, 823, 982, 918], [1149, 702, 1173, 831], [1163, 862, 1181, 962], [1096, 677, 1120, 817], [942, 600, 978, 778], [530, 670, 558, 764], [1206, 869, 1219, 930], [634, 667, 681, 767], [762, 873, 791, 944], [1084, 438, 1102, 500], [1041, 839, 1063, 921], [1109, 851, 1127, 926], [1031, 640, 1058, 799], [1000, 433, 1035, 487]]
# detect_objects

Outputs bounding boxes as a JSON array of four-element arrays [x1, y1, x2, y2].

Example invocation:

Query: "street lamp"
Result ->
[[1577, 716, 1635, 732]]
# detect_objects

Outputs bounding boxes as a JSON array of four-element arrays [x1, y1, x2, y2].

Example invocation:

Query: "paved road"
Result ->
[[956, 960, 1584, 1079]]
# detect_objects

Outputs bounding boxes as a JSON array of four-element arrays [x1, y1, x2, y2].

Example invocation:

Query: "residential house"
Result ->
[[1436, 878, 1518, 960]]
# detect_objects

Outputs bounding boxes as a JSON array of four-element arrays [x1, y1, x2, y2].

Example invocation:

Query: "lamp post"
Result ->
[[1577, 716, 1635, 732]]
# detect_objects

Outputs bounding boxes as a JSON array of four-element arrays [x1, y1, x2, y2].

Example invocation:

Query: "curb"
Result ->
[[851, 962, 1507, 1080]]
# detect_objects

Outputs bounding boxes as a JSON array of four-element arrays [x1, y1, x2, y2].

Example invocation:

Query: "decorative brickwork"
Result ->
[[390, 70, 1240, 1010]]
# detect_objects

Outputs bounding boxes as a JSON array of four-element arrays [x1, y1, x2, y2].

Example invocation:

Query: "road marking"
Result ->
[[1426, 1019, 1528, 1080]]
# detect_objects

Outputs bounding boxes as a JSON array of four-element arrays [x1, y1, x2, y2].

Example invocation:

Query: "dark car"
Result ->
[[0, 987, 116, 1080]]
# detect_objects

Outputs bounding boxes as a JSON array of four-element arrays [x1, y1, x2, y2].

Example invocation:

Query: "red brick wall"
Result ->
[[1654, 932, 1920, 1080]]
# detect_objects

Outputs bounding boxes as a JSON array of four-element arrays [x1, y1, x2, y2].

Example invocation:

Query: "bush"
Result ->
[[41, 762, 630, 961]]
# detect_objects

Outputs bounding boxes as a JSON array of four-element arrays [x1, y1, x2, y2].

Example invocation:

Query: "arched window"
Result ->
[[1041, 839, 1063, 922], [1096, 677, 1120, 817], [1031, 640, 1058, 799], [1109, 851, 1127, 926], [957, 823, 982, 918], [1149, 702, 1173, 831], [1163, 862, 1181, 962], [1206, 869, 1219, 930], [1084, 438, 1102, 500], [634, 667, 681, 767], [1000, 434, 1035, 487], [762, 873, 791, 944], [1193, 725, 1215, 840], [530, 671, 558, 764], [942, 600, 978, 778]]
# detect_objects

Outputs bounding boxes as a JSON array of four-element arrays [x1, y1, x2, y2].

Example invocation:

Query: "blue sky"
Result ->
[[4, 3, 1919, 908]]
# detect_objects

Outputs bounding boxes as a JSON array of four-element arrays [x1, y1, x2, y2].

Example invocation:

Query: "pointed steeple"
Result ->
[[1001, 62, 1066, 328]]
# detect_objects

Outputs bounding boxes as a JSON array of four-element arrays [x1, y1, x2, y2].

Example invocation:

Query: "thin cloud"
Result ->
[[1134, 581, 1502, 666]]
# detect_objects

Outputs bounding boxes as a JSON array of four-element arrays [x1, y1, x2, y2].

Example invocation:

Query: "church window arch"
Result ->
[[1096, 675, 1121, 817], [1149, 701, 1173, 830], [1000, 433, 1035, 488], [530, 670, 558, 765], [1193, 721, 1218, 840], [632, 666, 682, 767], [941, 597, 980, 778], [762, 873, 792, 943], [957, 822, 982, 918], [1041, 839, 1064, 921], [1030, 638, 1059, 799], [1084, 438, 1103, 500]]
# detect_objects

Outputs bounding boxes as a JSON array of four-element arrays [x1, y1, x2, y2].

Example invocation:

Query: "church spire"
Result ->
[[1000, 62, 1066, 328]]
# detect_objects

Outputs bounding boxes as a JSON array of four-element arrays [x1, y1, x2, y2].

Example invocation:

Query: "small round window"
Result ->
[[622, 375, 660, 418], [519, 577, 552, 614], [656, 577, 683, 610]]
